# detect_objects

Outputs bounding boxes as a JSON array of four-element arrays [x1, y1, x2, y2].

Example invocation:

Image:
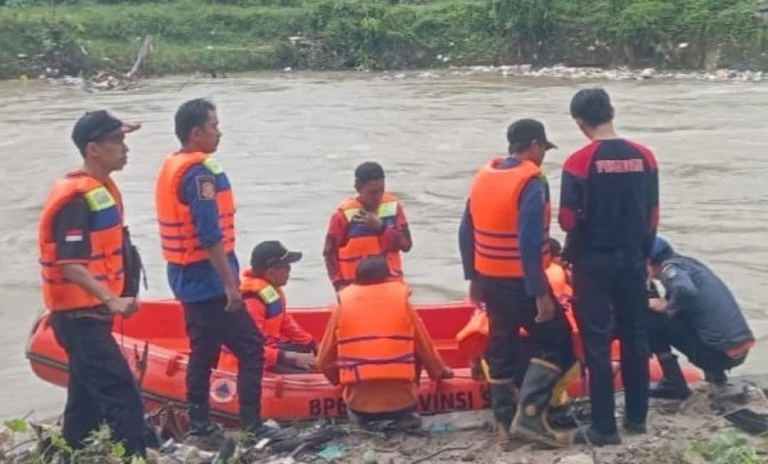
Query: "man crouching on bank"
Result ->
[[317, 256, 454, 430]]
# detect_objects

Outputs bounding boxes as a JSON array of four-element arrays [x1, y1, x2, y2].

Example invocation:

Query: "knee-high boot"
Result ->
[[510, 358, 572, 448]]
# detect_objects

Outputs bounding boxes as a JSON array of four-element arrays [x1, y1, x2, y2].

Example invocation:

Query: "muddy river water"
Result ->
[[0, 71, 766, 420]]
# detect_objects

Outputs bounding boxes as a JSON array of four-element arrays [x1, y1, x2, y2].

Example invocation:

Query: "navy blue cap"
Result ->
[[650, 236, 674, 264]]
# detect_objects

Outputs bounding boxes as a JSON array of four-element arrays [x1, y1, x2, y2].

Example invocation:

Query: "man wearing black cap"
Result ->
[[232, 241, 318, 374], [459, 119, 577, 448], [559, 88, 660, 445], [646, 237, 754, 399], [323, 161, 412, 291], [37, 110, 147, 459]]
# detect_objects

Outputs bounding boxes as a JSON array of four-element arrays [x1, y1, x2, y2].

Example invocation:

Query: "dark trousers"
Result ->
[[483, 277, 575, 385], [50, 313, 146, 458], [572, 253, 650, 434], [649, 312, 745, 374], [183, 296, 265, 424]]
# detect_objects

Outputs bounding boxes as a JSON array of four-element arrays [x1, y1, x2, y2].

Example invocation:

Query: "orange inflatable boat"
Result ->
[[25, 299, 702, 426]]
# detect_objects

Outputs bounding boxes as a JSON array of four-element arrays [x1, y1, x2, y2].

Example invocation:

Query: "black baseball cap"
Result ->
[[71, 110, 139, 154], [250, 241, 303, 271], [507, 118, 557, 151]]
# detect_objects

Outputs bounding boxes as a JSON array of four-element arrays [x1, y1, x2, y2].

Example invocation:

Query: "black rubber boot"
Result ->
[[650, 353, 691, 400], [240, 405, 296, 444], [185, 404, 226, 451], [705, 370, 728, 386], [623, 419, 647, 435], [490, 380, 518, 442], [510, 358, 571, 448], [571, 425, 621, 446], [479, 358, 518, 442]]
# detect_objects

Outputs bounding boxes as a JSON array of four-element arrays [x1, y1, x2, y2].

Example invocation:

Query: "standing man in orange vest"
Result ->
[[154, 98, 289, 448], [323, 161, 412, 291], [317, 256, 453, 429], [458, 119, 577, 448], [38, 110, 147, 459]]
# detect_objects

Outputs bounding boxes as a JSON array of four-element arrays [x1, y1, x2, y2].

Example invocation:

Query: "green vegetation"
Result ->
[[0, 0, 766, 79], [688, 428, 768, 464], [0, 417, 147, 463]]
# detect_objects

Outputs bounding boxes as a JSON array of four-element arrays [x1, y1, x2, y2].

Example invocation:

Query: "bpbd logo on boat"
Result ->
[[210, 378, 237, 403]]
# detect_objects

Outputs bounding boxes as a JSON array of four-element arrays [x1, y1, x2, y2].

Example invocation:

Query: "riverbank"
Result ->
[[1, 0, 767, 81], [4, 376, 768, 463]]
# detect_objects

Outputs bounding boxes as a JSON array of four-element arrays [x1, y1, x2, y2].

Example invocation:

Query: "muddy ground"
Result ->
[[5, 377, 768, 464], [259, 377, 768, 464]]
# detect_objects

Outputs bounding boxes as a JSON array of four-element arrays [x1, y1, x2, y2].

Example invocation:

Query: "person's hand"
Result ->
[[106, 296, 138, 317], [469, 358, 485, 381], [352, 210, 382, 231], [224, 284, 244, 313], [649, 298, 668, 313], [468, 278, 484, 306], [440, 367, 454, 380], [535, 294, 555, 323], [286, 352, 317, 371]]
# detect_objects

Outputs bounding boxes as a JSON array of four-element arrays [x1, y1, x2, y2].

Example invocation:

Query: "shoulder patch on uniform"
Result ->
[[196, 175, 216, 200], [258, 285, 280, 305], [662, 264, 677, 279], [202, 157, 224, 175]]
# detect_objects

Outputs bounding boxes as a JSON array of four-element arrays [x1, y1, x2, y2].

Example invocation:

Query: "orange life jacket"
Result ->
[[155, 152, 236, 265], [545, 262, 573, 312], [336, 192, 403, 283], [468, 157, 551, 278], [336, 281, 415, 384], [456, 263, 572, 361], [38, 171, 125, 312], [240, 270, 286, 339]]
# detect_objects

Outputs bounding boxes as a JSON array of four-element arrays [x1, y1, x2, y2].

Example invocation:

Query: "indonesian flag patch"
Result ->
[[65, 229, 84, 242]]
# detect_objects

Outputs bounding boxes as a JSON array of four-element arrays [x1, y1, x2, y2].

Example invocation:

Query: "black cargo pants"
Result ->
[[483, 277, 575, 385], [648, 311, 746, 374], [49, 312, 147, 459], [183, 295, 265, 426], [572, 252, 650, 435]]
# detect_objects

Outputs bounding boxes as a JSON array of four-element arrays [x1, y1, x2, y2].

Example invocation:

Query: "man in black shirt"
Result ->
[[559, 88, 660, 446]]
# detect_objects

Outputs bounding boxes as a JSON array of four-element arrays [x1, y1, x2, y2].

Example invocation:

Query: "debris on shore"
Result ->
[[380, 64, 766, 83], [43, 35, 154, 93], [3, 377, 768, 464]]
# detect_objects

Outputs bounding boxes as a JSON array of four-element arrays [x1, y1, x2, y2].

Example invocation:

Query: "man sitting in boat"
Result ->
[[219, 241, 318, 374], [317, 256, 454, 430], [322, 161, 413, 291], [647, 236, 755, 399]]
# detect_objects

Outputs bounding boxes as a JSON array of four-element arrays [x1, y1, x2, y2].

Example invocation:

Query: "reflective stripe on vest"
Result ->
[[38, 172, 125, 311], [337, 192, 403, 284], [336, 281, 415, 384], [155, 152, 236, 265], [468, 157, 551, 278], [240, 270, 285, 337]]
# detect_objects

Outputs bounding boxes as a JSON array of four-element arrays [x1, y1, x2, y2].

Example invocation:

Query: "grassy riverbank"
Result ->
[[0, 0, 766, 80]]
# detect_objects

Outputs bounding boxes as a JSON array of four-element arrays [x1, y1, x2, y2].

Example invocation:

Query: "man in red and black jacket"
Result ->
[[559, 88, 659, 446]]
